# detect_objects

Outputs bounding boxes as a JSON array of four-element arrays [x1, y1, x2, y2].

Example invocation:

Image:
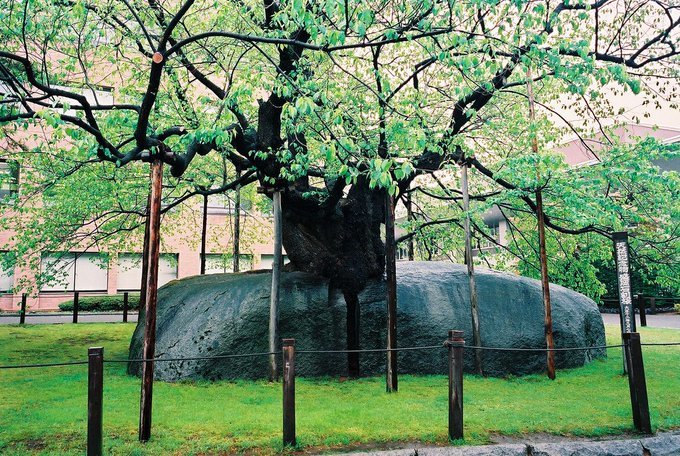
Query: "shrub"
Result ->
[[58, 294, 140, 312]]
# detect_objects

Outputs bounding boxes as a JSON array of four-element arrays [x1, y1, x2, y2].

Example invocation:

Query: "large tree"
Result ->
[[1, 0, 678, 346]]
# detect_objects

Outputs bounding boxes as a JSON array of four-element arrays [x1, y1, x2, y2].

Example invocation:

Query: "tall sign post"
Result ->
[[613, 231, 636, 373]]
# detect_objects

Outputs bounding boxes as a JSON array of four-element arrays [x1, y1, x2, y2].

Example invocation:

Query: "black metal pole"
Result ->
[[87, 347, 104, 456], [123, 292, 129, 323], [282, 338, 296, 447], [73, 291, 80, 324], [623, 332, 651, 434], [19, 293, 26, 324], [448, 330, 464, 441], [200, 194, 208, 275], [637, 295, 647, 327]]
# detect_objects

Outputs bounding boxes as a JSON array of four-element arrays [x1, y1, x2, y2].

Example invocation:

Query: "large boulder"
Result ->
[[128, 262, 606, 380]]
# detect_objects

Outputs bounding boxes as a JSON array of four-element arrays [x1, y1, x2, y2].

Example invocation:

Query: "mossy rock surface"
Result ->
[[128, 262, 606, 380]]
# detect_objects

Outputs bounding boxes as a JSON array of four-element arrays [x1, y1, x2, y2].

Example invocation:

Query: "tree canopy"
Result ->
[[1, 0, 678, 296]]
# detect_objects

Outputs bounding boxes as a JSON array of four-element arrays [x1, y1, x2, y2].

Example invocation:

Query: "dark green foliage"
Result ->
[[58, 294, 140, 312]]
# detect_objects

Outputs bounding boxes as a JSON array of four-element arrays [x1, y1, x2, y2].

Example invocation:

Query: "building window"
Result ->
[[206, 193, 252, 215], [0, 251, 13, 292], [0, 159, 19, 199], [204, 254, 253, 274], [478, 221, 500, 248], [40, 253, 108, 292], [117, 253, 178, 291], [259, 254, 289, 270], [396, 245, 409, 261]]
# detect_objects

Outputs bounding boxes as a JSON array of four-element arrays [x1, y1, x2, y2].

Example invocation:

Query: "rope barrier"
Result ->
[[297, 344, 445, 354], [110, 351, 283, 364], [640, 342, 680, 347], [459, 344, 624, 352], [1, 340, 676, 370], [0, 360, 88, 370]]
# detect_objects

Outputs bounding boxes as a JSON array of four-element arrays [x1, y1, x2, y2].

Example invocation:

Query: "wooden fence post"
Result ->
[[19, 293, 27, 324], [73, 291, 80, 324], [282, 338, 296, 447], [87, 347, 104, 456], [448, 330, 464, 441], [623, 332, 651, 434], [123, 292, 129, 323], [636, 295, 647, 327]]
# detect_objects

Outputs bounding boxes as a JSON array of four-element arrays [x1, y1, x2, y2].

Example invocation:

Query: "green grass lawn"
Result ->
[[0, 323, 678, 455]]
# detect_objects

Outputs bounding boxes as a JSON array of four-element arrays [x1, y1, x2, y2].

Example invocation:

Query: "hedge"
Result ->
[[58, 294, 140, 312]]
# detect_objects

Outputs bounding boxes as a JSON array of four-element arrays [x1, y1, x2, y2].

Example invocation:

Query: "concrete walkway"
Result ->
[[0, 312, 138, 324], [601, 312, 680, 330], [335, 431, 680, 456]]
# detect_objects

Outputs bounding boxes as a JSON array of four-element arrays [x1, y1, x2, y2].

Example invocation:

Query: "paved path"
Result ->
[[333, 431, 680, 456], [601, 312, 680, 330], [0, 312, 138, 324]]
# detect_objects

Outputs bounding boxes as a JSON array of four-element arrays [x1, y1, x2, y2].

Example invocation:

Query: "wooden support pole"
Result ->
[[623, 332, 651, 434], [460, 162, 483, 375], [139, 187, 152, 316], [448, 330, 464, 441], [406, 191, 414, 261], [123, 292, 129, 323], [385, 192, 398, 393], [269, 190, 283, 382], [536, 190, 556, 380], [233, 170, 241, 273], [527, 69, 555, 380], [73, 291, 80, 324], [87, 347, 104, 456], [200, 194, 208, 275], [637, 294, 647, 327], [139, 158, 164, 442], [19, 293, 26, 324], [649, 297, 656, 315], [282, 338, 296, 447]]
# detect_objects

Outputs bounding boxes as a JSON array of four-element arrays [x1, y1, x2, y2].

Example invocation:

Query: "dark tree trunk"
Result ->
[[281, 177, 385, 293], [281, 177, 385, 376]]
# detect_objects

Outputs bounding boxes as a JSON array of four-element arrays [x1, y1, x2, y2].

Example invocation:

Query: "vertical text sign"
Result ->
[[613, 232, 636, 334]]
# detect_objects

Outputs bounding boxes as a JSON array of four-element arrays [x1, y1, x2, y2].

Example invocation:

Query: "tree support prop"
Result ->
[[139, 158, 164, 442], [460, 162, 483, 375], [385, 193, 398, 393], [269, 190, 283, 382]]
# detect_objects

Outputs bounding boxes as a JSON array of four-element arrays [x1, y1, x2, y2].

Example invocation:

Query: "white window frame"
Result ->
[[40, 252, 108, 292]]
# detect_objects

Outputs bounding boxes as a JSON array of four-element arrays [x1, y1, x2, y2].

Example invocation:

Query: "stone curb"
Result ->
[[333, 432, 680, 456]]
